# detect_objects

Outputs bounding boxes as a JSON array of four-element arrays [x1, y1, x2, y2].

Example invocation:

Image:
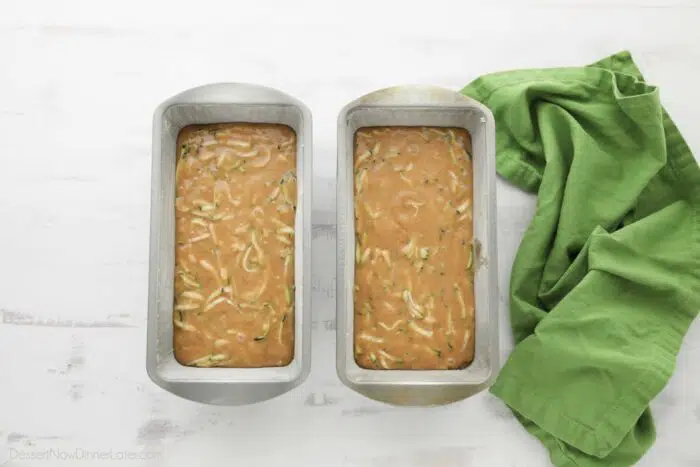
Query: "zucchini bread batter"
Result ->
[[173, 123, 296, 368], [354, 126, 475, 370]]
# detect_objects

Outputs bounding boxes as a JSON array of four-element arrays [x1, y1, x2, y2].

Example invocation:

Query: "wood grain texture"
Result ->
[[1, 0, 699, 465]]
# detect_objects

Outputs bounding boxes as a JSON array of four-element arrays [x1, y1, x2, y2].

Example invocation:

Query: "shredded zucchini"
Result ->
[[178, 271, 200, 289], [402, 289, 424, 319], [461, 330, 471, 352], [358, 333, 384, 343], [204, 296, 227, 312], [181, 291, 204, 301], [454, 283, 468, 319], [173, 319, 196, 332], [285, 285, 294, 306], [378, 319, 403, 331], [409, 321, 433, 338], [254, 322, 271, 341]]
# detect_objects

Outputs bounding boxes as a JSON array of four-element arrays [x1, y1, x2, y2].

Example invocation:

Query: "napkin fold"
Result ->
[[461, 51, 700, 466]]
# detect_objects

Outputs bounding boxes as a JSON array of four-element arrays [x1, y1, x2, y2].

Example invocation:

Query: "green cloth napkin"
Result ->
[[461, 51, 700, 466]]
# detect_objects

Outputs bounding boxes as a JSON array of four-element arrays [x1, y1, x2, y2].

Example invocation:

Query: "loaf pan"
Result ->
[[336, 85, 498, 406], [147, 83, 312, 405]]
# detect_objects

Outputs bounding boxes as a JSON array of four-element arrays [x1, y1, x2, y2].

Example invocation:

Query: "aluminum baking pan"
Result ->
[[336, 85, 498, 406], [147, 83, 312, 405]]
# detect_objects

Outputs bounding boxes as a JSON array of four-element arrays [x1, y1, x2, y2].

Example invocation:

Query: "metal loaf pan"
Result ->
[[147, 83, 312, 405], [336, 85, 498, 406]]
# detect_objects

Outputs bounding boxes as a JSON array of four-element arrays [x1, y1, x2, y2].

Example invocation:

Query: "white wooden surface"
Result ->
[[1, 0, 700, 465]]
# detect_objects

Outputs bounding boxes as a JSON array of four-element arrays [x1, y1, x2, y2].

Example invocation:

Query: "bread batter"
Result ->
[[353, 126, 475, 370], [173, 123, 296, 368]]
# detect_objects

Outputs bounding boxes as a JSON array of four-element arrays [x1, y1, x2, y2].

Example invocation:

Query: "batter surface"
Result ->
[[173, 123, 296, 368], [353, 126, 475, 370]]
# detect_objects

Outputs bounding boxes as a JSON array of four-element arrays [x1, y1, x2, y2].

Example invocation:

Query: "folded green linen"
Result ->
[[461, 51, 700, 466]]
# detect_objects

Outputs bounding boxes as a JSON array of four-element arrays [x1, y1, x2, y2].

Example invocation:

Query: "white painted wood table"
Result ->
[[1, 1, 699, 465]]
